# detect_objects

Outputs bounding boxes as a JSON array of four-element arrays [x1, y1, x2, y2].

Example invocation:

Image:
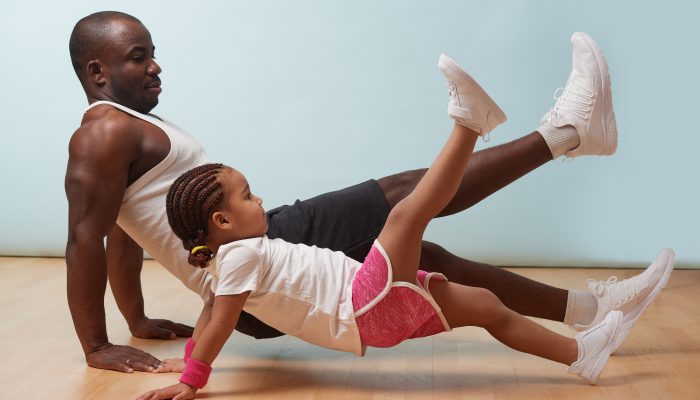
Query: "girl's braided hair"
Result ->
[[165, 163, 227, 268]]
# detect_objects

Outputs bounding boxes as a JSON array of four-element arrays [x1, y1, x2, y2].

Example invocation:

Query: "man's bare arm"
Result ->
[[65, 116, 159, 372], [106, 225, 194, 340]]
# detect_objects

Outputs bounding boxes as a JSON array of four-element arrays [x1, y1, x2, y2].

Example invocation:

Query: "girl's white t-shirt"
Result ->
[[210, 235, 364, 355]]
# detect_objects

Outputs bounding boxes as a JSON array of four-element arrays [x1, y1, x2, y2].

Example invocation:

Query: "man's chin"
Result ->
[[138, 98, 159, 114]]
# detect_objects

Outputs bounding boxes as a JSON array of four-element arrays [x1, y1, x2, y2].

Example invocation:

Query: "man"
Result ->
[[65, 11, 673, 373]]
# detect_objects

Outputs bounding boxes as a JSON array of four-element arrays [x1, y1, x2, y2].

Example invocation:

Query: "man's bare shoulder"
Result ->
[[69, 104, 141, 159]]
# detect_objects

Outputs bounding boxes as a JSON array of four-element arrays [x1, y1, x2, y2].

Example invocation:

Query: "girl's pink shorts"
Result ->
[[351, 241, 452, 350]]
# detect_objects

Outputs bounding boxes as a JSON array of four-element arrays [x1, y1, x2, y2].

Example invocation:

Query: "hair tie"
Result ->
[[191, 245, 209, 255]]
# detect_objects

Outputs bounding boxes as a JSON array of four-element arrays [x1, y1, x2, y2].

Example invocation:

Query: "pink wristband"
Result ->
[[179, 357, 212, 389], [184, 338, 196, 363]]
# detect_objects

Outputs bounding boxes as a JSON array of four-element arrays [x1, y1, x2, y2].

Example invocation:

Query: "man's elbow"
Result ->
[[65, 227, 106, 261]]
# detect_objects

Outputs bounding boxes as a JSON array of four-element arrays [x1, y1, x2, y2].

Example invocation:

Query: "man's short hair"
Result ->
[[69, 11, 142, 79]]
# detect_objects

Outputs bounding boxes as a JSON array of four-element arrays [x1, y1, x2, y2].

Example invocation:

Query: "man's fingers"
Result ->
[[88, 357, 133, 373], [152, 360, 174, 373], [140, 319, 193, 338], [124, 347, 161, 370], [154, 359, 173, 372], [110, 353, 158, 373], [156, 320, 194, 337], [116, 362, 134, 374], [87, 344, 162, 373], [151, 326, 177, 340], [172, 323, 195, 337], [152, 365, 168, 373], [128, 358, 156, 372], [138, 352, 163, 370], [86, 351, 132, 373]]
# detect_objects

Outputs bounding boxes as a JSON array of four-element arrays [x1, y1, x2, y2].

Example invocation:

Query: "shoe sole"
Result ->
[[575, 32, 617, 156], [587, 311, 622, 385], [438, 54, 507, 132], [610, 249, 675, 354]]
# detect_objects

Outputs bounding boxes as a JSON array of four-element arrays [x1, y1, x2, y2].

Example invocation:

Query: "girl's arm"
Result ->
[[189, 292, 249, 364], [192, 300, 213, 341], [151, 301, 214, 373], [135, 292, 250, 400]]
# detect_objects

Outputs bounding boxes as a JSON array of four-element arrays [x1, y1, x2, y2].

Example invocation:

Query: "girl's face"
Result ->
[[216, 168, 268, 240]]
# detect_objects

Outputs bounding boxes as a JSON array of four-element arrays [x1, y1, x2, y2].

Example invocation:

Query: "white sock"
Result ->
[[537, 124, 580, 159], [564, 290, 598, 327]]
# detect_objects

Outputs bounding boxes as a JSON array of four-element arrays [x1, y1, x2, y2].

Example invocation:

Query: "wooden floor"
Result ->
[[1, 257, 698, 399]]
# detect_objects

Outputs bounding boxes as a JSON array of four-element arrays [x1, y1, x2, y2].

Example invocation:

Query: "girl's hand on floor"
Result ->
[[153, 358, 186, 373], [135, 383, 195, 400]]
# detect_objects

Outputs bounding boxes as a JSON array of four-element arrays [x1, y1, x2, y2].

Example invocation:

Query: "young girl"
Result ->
[[137, 54, 625, 400]]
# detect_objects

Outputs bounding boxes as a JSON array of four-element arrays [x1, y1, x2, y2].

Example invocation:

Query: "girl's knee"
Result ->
[[474, 288, 509, 327], [383, 199, 429, 238]]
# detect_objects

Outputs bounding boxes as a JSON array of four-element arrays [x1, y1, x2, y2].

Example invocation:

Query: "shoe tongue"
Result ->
[[549, 112, 576, 130], [589, 281, 607, 297]]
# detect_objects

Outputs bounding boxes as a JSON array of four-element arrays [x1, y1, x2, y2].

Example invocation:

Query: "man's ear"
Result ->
[[211, 211, 231, 230], [86, 60, 106, 86]]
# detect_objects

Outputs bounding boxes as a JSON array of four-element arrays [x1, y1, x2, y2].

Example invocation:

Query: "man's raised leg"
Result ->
[[378, 131, 554, 217]]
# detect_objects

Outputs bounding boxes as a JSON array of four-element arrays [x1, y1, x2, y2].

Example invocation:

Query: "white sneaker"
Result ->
[[539, 32, 617, 157], [574, 249, 675, 353], [568, 310, 622, 385], [438, 54, 506, 137]]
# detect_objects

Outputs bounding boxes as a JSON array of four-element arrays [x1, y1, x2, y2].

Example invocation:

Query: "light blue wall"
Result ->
[[1, 1, 698, 267]]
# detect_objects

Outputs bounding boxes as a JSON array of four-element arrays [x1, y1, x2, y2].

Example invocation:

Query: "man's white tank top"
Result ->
[[85, 100, 213, 302]]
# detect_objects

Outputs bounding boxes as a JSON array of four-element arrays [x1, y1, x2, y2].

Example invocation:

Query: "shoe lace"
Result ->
[[588, 276, 637, 308], [540, 77, 594, 126], [447, 82, 460, 106]]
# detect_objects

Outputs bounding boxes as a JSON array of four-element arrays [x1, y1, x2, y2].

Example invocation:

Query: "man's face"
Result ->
[[98, 20, 162, 113]]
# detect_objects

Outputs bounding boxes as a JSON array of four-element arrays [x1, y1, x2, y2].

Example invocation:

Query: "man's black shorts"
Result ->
[[234, 179, 390, 338], [266, 179, 390, 262]]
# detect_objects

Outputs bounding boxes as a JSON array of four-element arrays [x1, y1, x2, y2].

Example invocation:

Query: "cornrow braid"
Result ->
[[166, 163, 227, 268]]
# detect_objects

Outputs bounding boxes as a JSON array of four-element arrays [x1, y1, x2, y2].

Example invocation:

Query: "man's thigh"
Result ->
[[265, 180, 390, 262]]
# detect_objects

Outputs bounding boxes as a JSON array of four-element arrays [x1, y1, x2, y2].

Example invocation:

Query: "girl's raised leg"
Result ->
[[377, 124, 479, 282], [377, 54, 507, 282]]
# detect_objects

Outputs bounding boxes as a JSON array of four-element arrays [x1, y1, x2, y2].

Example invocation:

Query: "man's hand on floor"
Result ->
[[86, 343, 161, 373], [131, 317, 194, 340]]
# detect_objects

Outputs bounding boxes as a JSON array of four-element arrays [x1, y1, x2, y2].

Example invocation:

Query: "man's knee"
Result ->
[[376, 169, 426, 210]]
